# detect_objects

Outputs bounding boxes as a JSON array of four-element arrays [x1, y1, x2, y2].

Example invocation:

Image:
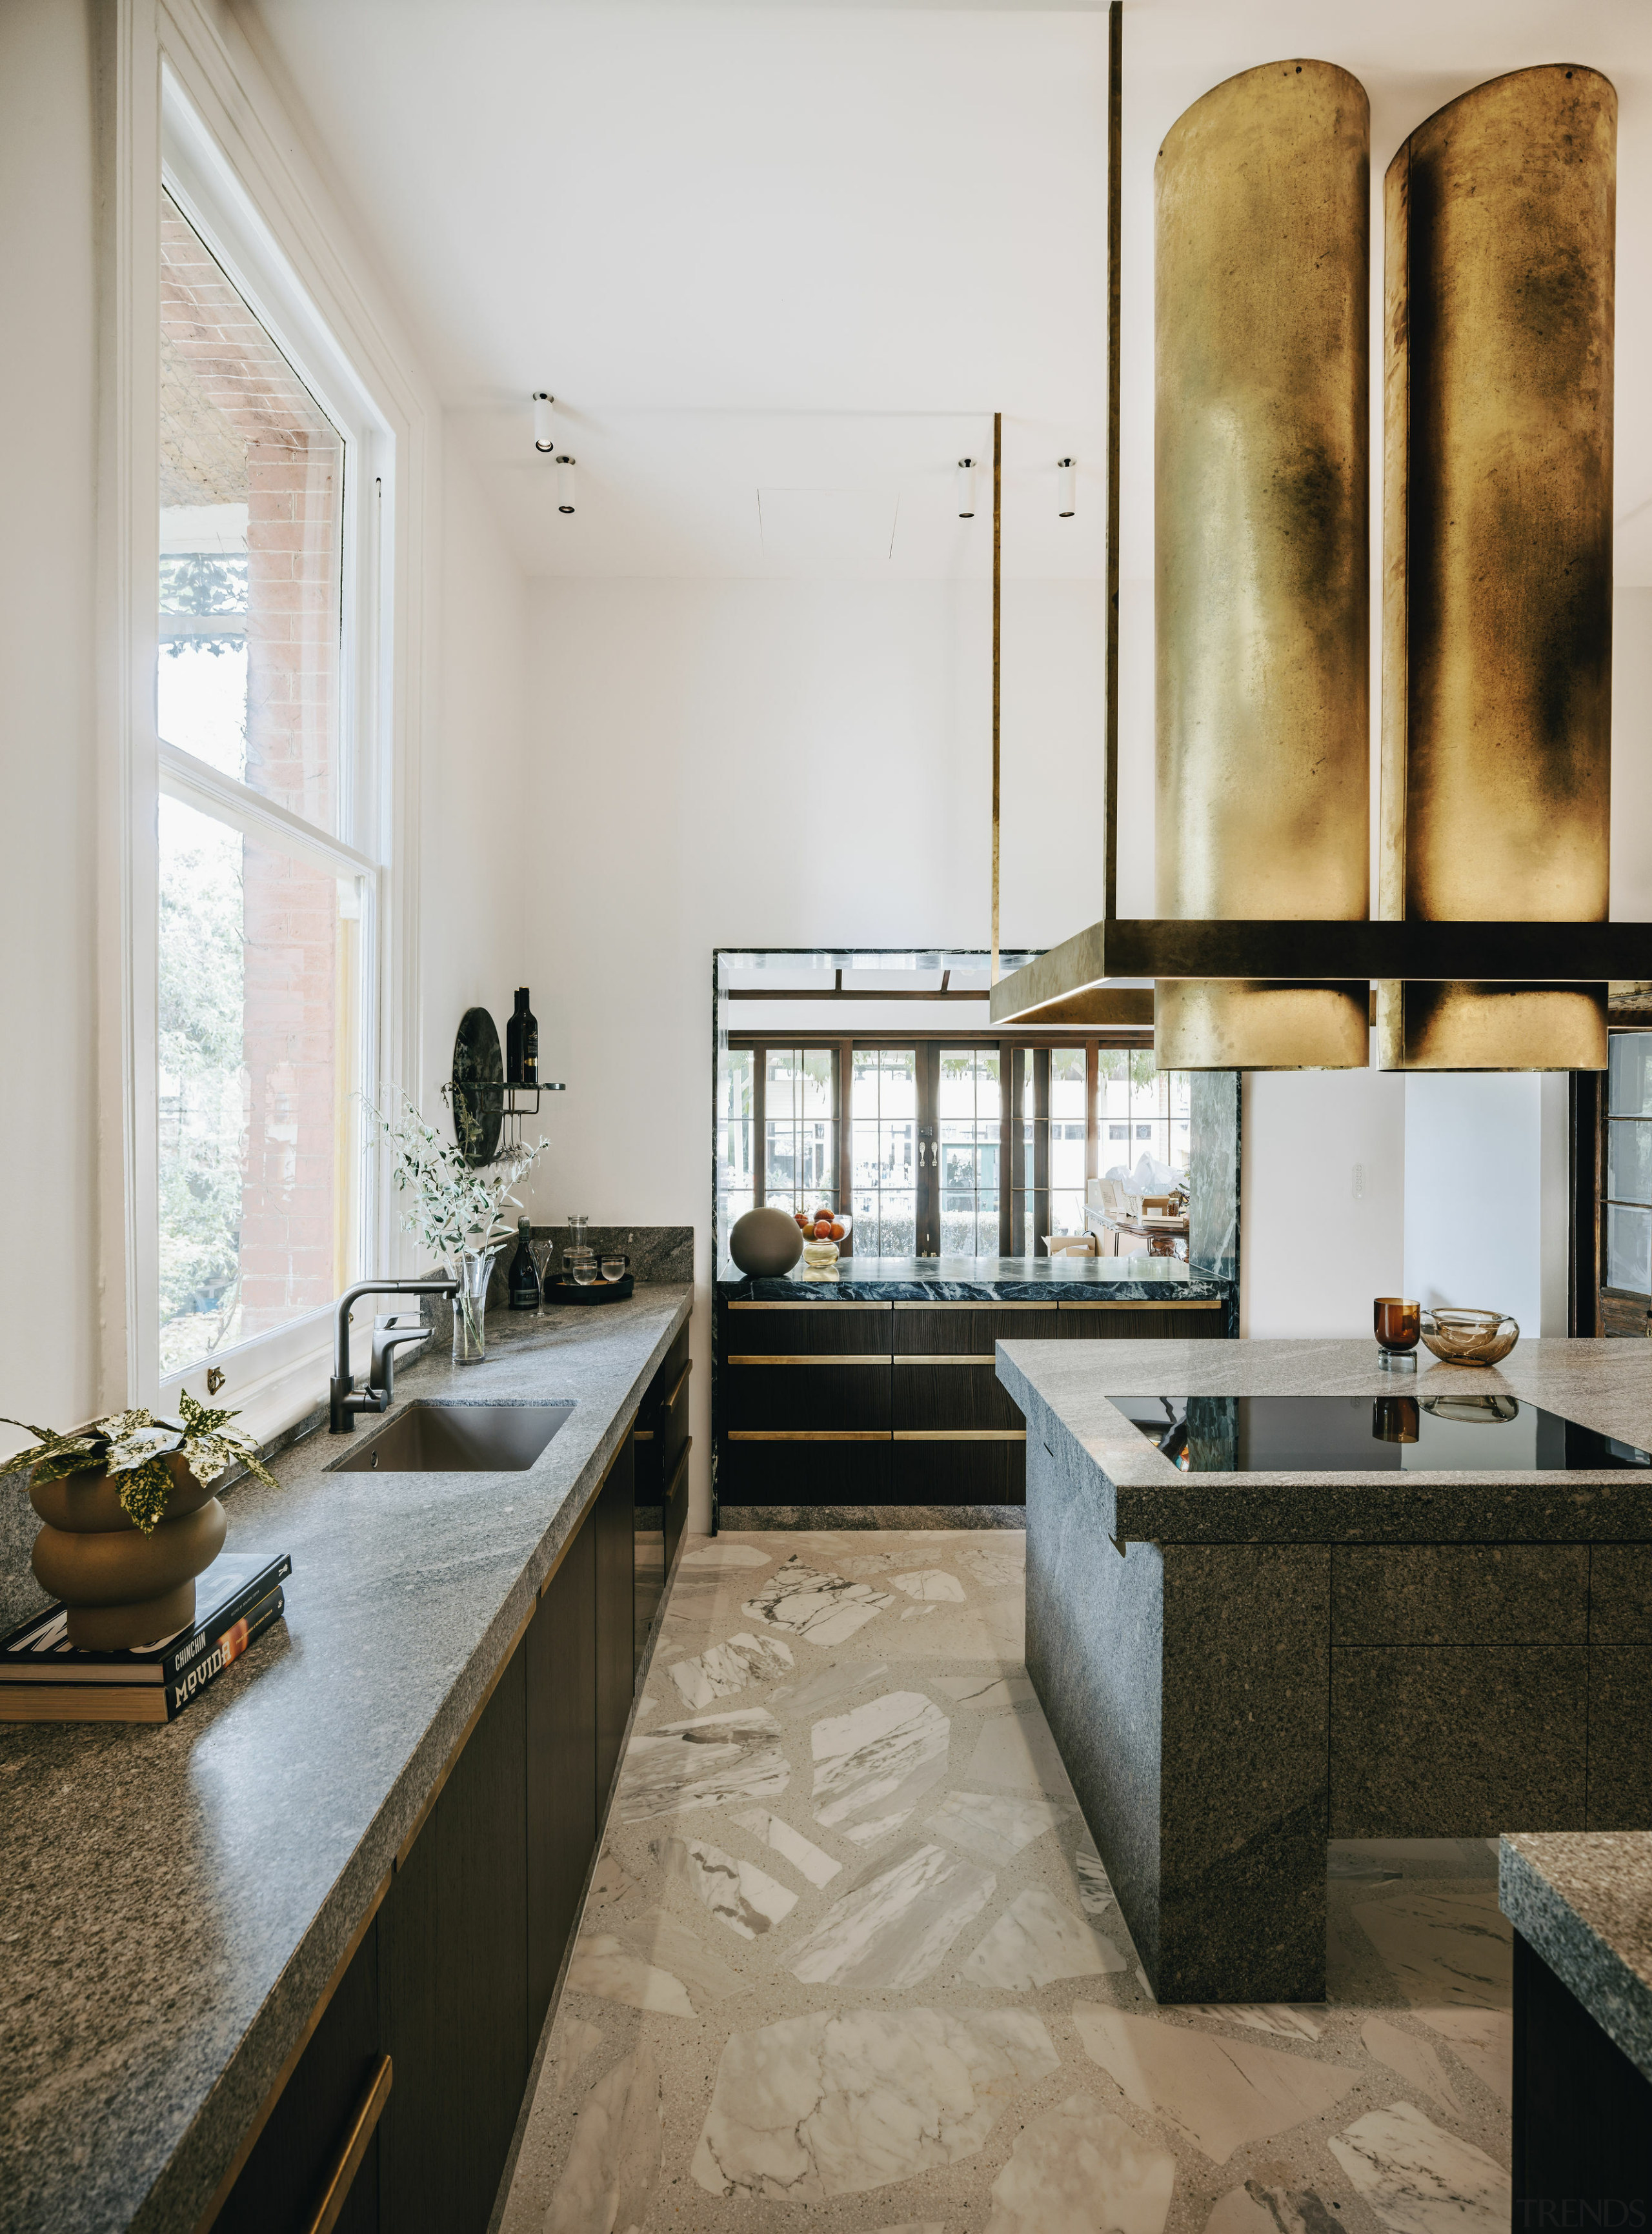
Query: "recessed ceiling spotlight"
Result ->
[[556, 456, 577, 514], [532, 392, 555, 453], [1057, 457, 1076, 517], [956, 458, 976, 518]]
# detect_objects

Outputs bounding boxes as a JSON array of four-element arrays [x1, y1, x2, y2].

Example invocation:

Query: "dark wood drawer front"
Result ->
[[659, 1356, 692, 1484], [718, 1434, 894, 1506], [893, 1359, 1023, 1431], [893, 1303, 1059, 1352], [526, 1521, 596, 2044], [594, 1442, 635, 1812], [380, 1649, 530, 2234], [1058, 1302, 1227, 1338], [1333, 1545, 1589, 1645], [723, 1358, 891, 1431], [664, 1437, 690, 1576], [892, 1436, 1026, 1505], [217, 1911, 383, 2234], [723, 1302, 892, 1354], [1512, 1930, 1652, 2222]]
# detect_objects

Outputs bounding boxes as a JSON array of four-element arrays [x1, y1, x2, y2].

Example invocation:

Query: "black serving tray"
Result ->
[[543, 1274, 634, 1307]]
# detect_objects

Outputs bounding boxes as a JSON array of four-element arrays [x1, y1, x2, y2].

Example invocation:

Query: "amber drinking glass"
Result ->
[[1374, 1296, 1421, 1369]]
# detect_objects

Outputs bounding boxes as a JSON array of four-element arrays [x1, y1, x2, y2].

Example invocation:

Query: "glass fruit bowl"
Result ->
[[1419, 1305, 1519, 1367], [792, 1205, 851, 1269]]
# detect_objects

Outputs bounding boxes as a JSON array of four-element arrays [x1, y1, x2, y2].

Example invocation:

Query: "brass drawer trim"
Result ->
[[893, 1429, 1027, 1442], [727, 1354, 892, 1366], [1057, 1298, 1223, 1311], [727, 1430, 890, 1442], [895, 1354, 997, 1366], [727, 1300, 891, 1310], [892, 1299, 1057, 1311]]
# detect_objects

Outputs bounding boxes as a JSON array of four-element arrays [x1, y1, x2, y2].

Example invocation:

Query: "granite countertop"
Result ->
[[717, 1254, 1231, 1303], [0, 1285, 691, 2234], [1500, 1832, 1652, 2083], [996, 1334, 1652, 1542]]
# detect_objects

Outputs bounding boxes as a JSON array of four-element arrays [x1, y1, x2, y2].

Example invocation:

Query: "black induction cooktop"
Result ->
[[1115, 1393, 1652, 1472]]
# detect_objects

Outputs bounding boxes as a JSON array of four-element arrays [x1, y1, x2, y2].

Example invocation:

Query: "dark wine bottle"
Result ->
[[506, 987, 538, 1085], [507, 1216, 540, 1310]]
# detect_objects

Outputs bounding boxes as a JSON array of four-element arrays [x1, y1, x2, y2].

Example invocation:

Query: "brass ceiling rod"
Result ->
[[991, 408, 1003, 985], [1104, 0, 1122, 923]]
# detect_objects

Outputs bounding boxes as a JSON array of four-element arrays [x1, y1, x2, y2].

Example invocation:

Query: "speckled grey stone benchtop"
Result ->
[[1501, 1831, 1652, 2082], [717, 1254, 1233, 1304], [997, 1335, 1652, 1542], [0, 1286, 690, 2234]]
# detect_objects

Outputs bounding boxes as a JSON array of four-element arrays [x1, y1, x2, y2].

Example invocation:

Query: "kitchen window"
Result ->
[[146, 93, 387, 1401]]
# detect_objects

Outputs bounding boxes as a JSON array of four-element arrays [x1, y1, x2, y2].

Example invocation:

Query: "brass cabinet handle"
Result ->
[[305, 2054, 392, 2234]]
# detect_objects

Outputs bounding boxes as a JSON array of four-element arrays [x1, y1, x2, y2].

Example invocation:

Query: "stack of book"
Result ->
[[0, 1550, 290, 1723]]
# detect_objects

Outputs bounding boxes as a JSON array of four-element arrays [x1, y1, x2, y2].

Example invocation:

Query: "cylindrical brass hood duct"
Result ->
[[1378, 66, 1615, 1072], [1154, 60, 1371, 1071]]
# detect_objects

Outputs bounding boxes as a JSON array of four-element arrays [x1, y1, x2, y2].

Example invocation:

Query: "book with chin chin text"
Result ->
[[0, 1550, 290, 1723]]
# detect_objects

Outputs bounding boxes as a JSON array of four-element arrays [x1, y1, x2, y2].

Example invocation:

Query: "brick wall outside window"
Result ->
[[160, 194, 349, 1351]]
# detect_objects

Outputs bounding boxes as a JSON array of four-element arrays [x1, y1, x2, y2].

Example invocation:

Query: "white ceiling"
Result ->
[[245, 0, 1652, 581]]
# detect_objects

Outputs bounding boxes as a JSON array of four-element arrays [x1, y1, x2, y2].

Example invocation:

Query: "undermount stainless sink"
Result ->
[[327, 1400, 573, 1473]]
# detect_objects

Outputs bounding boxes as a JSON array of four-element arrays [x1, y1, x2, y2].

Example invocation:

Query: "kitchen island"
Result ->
[[0, 1285, 690, 2234], [715, 1254, 1234, 1518], [996, 1335, 1652, 2006]]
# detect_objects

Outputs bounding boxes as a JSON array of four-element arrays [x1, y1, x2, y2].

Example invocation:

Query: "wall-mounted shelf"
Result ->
[[449, 1005, 567, 1163], [445, 1082, 567, 1112]]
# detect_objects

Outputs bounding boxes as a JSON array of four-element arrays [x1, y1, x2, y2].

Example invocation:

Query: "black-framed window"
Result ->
[[725, 1031, 1187, 1258], [1604, 1031, 1652, 1296]]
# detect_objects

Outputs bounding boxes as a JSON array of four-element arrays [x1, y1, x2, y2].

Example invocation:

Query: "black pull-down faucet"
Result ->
[[330, 1278, 459, 1432]]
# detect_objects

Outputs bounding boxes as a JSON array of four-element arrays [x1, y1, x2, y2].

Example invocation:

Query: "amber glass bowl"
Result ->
[[1373, 1296, 1422, 1359], [1419, 1307, 1519, 1367]]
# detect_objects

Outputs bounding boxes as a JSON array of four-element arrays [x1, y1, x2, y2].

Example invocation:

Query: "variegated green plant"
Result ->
[[0, 1392, 276, 1535]]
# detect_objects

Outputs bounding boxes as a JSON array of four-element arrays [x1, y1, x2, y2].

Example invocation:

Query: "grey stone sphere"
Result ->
[[729, 1205, 803, 1278]]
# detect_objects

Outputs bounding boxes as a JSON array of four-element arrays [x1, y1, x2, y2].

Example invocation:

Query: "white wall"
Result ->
[[417, 439, 527, 1125], [1613, 586, 1652, 921], [1240, 1063, 1406, 1335], [521, 574, 1108, 1523], [0, 0, 100, 1444], [1402, 1074, 1571, 1336]]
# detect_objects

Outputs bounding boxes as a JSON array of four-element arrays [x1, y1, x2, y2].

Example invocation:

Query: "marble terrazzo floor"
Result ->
[[499, 1531, 1514, 2234]]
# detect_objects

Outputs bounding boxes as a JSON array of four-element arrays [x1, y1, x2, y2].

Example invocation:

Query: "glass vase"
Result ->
[[454, 1247, 493, 1365]]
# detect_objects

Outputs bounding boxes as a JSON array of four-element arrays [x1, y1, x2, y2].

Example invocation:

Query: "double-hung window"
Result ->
[[149, 90, 385, 1405]]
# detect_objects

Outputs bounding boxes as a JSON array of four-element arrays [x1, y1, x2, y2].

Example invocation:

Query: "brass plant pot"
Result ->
[[29, 1454, 227, 1649]]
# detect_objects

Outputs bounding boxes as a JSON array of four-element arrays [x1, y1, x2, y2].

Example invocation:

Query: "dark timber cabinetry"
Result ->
[[716, 1294, 1227, 1507], [210, 1423, 641, 2234]]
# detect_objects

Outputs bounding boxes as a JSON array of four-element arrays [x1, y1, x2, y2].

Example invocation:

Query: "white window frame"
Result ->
[[101, 1, 430, 1442]]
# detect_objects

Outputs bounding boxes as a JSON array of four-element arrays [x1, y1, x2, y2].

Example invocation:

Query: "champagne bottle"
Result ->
[[507, 1216, 540, 1311], [506, 987, 538, 1085]]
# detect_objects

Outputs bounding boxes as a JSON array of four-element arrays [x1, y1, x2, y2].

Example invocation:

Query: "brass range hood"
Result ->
[[991, 16, 1644, 1069]]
